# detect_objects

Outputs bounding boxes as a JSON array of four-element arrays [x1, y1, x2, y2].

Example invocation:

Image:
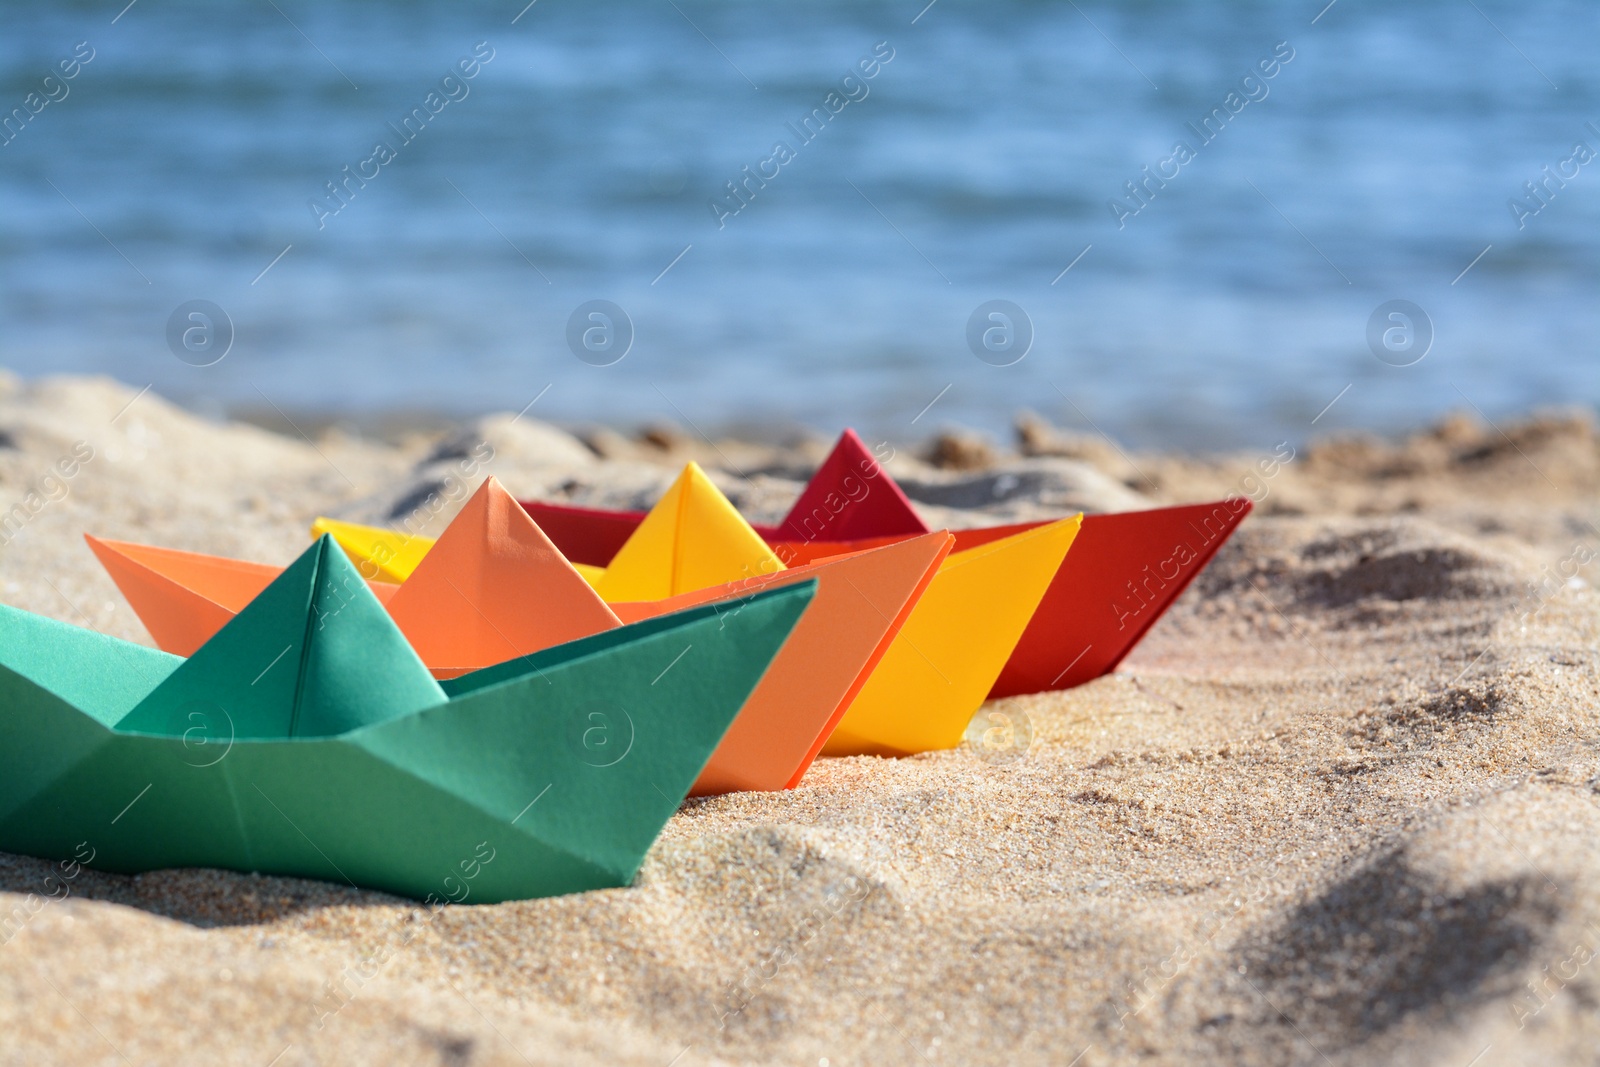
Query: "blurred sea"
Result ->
[[0, 0, 1596, 450]]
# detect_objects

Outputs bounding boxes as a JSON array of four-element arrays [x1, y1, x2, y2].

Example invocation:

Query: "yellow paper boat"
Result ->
[[820, 516, 1080, 757]]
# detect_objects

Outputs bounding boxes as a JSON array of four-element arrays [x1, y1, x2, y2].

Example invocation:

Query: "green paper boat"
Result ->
[[0, 536, 814, 904]]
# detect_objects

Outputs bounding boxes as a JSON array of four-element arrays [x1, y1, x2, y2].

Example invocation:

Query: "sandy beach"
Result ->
[[1, 373, 1598, 1066]]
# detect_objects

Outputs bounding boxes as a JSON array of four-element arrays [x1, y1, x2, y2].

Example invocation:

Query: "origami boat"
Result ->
[[520, 429, 1252, 697], [318, 466, 1080, 758], [2, 535, 814, 902], [92, 478, 949, 792]]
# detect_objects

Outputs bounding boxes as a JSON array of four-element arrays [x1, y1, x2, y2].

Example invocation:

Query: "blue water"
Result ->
[[1, 0, 1596, 449]]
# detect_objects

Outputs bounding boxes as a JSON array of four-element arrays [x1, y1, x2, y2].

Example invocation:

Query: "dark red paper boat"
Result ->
[[523, 430, 1250, 697]]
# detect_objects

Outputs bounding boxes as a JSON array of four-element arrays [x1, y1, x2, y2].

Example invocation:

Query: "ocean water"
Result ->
[[0, 0, 1596, 450]]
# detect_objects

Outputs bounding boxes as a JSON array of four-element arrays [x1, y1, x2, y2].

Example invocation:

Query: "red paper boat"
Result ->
[[522, 430, 1250, 697]]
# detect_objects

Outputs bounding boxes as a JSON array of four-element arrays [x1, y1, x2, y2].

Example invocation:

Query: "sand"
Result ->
[[1, 373, 1598, 1066]]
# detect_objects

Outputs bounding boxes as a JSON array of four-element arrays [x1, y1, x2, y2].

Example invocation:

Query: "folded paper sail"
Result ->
[[520, 429, 1252, 696], [592, 462, 784, 602], [608, 531, 953, 792], [758, 428, 926, 543], [376, 477, 621, 675], [0, 535, 815, 902], [820, 517, 1080, 757]]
